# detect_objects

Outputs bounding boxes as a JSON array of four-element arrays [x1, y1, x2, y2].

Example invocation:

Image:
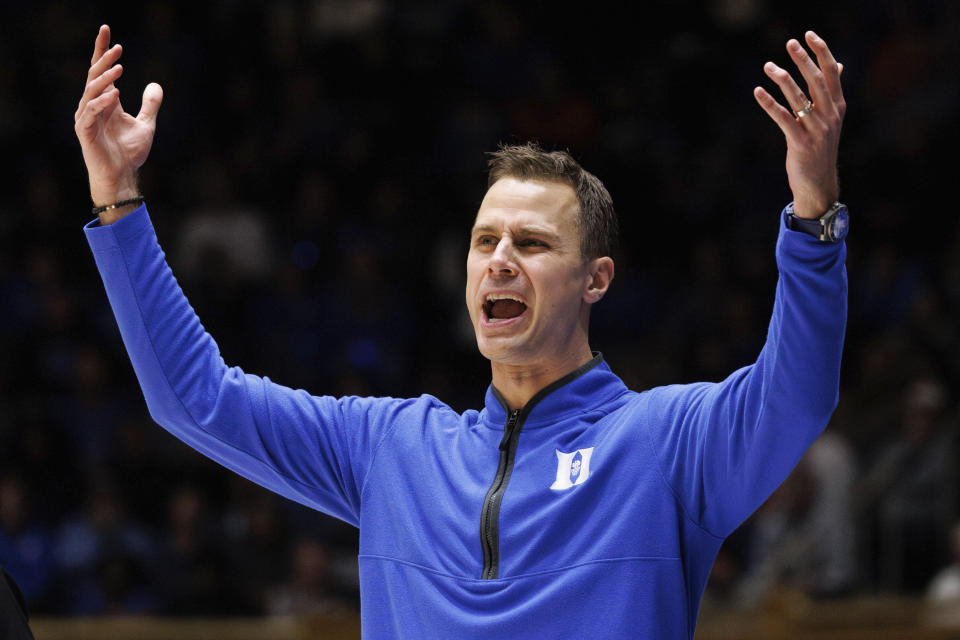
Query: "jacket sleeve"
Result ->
[[644, 206, 847, 538], [85, 204, 405, 526]]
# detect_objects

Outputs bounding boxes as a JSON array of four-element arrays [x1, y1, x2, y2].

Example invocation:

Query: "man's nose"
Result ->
[[488, 238, 517, 276]]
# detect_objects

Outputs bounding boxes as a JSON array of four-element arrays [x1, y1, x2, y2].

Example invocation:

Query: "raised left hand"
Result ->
[[754, 31, 845, 220]]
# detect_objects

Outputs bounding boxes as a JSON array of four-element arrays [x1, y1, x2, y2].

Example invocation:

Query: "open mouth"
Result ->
[[483, 293, 528, 323]]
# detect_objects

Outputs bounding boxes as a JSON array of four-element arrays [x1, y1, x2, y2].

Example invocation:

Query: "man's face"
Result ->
[[466, 177, 594, 366]]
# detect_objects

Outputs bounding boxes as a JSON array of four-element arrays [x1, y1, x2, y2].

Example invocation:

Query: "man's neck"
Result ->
[[490, 348, 595, 411]]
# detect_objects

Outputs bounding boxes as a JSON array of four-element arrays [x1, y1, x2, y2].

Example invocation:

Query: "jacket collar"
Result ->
[[481, 353, 628, 429]]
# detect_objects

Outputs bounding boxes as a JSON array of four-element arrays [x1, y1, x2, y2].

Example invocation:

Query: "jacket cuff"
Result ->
[[84, 202, 153, 251], [776, 202, 846, 266]]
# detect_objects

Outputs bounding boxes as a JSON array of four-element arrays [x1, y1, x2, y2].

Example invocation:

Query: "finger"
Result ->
[[75, 88, 120, 139], [136, 83, 164, 126], [786, 38, 831, 112], [87, 43, 122, 85], [90, 24, 110, 65], [101, 93, 122, 124], [805, 31, 844, 106], [764, 61, 810, 114], [753, 86, 801, 138], [76, 64, 124, 121]]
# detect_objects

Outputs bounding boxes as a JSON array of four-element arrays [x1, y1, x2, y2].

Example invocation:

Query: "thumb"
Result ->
[[137, 82, 163, 125]]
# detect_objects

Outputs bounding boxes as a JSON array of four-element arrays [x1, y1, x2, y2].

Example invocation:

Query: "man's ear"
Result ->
[[583, 257, 614, 304]]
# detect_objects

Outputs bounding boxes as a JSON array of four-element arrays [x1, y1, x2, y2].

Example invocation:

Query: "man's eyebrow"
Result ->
[[514, 226, 560, 239], [470, 224, 497, 236], [470, 224, 560, 239]]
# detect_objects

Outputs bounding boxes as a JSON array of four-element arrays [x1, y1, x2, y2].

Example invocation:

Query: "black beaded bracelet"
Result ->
[[92, 196, 144, 215]]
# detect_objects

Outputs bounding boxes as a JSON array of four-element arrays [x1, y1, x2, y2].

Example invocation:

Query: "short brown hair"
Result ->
[[486, 142, 618, 259]]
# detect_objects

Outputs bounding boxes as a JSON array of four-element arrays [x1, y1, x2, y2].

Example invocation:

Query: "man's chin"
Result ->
[[476, 335, 525, 363]]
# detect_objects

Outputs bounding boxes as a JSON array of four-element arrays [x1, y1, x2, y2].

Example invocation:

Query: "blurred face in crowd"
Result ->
[[466, 178, 606, 367], [0, 476, 25, 533]]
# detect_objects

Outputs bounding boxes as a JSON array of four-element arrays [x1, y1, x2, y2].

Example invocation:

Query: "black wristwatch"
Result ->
[[785, 202, 849, 243]]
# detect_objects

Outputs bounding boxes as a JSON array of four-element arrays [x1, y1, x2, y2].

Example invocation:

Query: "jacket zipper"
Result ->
[[476, 353, 605, 580], [480, 408, 521, 580]]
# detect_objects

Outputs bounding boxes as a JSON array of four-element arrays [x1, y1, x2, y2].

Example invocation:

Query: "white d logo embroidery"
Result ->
[[550, 447, 594, 490]]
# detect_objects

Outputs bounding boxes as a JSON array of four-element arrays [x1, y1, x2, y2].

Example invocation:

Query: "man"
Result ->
[[76, 24, 847, 639]]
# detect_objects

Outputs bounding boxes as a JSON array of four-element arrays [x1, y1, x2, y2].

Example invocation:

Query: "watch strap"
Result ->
[[785, 202, 847, 242], [785, 213, 825, 238]]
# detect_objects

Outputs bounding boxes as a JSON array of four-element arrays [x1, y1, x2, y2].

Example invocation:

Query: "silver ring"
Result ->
[[796, 100, 814, 118]]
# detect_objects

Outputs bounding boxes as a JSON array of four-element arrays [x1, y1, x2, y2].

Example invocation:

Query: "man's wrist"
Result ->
[[90, 175, 143, 225], [90, 175, 140, 208], [792, 187, 838, 220], [792, 200, 829, 220], [96, 198, 143, 226]]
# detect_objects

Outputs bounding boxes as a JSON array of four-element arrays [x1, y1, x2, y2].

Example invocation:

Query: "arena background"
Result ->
[[1, 1, 959, 637]]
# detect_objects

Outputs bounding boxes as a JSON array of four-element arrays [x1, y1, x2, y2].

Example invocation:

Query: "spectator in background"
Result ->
[[53, 479, 158, 614], [735, 430, 858, 604], [222, 487, 289, 613], [924, 522, 960, 628], [266, 537, 350, 616], [801, 431, 858, 596], [861, 376, 958, 591], [155, 486, 250, 615], [61, 345, 124, 468], [927, 521, 960, 602], [0, 475, 54, 610]]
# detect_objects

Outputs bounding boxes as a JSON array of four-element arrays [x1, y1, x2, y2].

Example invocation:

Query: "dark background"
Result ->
[[0, 0, 958, 617]]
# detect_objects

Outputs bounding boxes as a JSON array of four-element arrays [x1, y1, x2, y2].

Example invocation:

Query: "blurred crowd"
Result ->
[[1, 0, 959, 617]]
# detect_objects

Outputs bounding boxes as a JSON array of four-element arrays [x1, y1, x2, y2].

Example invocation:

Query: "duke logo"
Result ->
[[550, 447, 595, 490]]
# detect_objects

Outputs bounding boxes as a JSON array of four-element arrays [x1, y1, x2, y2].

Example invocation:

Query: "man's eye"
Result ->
[[520, 239, 546, 248]]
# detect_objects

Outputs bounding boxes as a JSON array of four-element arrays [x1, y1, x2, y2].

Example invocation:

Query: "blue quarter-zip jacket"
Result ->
[[85, 203, 846, 638]]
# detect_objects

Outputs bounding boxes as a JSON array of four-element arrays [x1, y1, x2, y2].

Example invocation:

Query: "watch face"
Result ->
[[828, 208, 849, 241]]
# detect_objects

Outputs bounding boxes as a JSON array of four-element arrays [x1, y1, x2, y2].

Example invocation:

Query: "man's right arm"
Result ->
[[75, 26, 409, 524], [84, 203, 406, 524]]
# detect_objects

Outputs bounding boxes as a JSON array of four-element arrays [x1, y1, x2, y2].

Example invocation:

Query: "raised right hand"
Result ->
[[74, 25, 163, 220]]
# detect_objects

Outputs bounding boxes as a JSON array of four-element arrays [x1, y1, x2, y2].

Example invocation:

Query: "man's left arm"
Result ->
[[645, 32, 848, 538]]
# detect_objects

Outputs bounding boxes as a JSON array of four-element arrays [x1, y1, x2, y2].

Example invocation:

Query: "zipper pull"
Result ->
[[499, 409, 521, 451]]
